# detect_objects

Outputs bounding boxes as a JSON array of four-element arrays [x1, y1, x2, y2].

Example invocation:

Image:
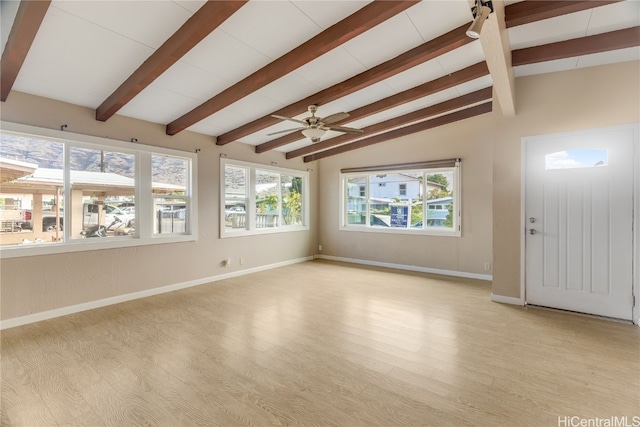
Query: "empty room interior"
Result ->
[[1, 0, 639, 426]]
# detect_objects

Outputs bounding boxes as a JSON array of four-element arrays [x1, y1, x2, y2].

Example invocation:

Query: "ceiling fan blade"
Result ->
[[326, 125, 364, 134], [271, 114, 306, 125], [321, 112, 349, 124], [267, 127, 305, 136]]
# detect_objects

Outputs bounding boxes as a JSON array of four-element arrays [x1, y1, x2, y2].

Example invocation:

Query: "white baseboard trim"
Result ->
[[490, 294, 525, 306], [314, 254, 492, 281], [1, 256, 314, 330]]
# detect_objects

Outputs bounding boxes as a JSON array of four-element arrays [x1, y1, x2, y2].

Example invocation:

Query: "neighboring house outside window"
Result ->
[[341, 160, 460, 236]]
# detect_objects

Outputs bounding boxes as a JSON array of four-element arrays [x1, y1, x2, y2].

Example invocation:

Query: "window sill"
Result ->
[[221, 225, 309, 239], [339, 225, 460, 237], [0, 234, 197, 259]]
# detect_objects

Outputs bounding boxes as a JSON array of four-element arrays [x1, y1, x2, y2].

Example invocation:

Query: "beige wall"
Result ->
[[316, 109, 495, 276], [0, 91, 319, 320], [316, 61, 639, 299], [492, 60, 640, 298]]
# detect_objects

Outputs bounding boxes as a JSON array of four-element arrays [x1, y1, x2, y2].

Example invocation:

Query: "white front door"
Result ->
[[525, 126, 635, 320]]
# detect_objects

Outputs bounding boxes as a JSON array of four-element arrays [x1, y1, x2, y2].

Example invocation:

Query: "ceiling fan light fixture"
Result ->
[[302, 128, 326, 140], [466, 0, 492, 39]]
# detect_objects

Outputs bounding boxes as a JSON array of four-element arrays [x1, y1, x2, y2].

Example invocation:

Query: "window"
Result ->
[[69, 146, 136, 240], [340, 159, 460, 236], [222, 158, 308, 237], [545, 149, 608, 170], [0, 122, 197, 257], [152, 154, 190, 235]]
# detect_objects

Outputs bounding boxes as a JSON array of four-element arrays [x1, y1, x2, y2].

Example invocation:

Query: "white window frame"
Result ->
[[221, 158, 309, 238], [0, 121, 198, 259], [339, 163, 461, 237]]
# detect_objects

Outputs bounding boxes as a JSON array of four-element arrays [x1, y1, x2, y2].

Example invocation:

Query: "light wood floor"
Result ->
[[2, 260, 639, 426]]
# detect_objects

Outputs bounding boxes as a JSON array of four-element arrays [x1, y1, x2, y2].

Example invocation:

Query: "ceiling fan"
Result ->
[[269, 105, 364, 142]]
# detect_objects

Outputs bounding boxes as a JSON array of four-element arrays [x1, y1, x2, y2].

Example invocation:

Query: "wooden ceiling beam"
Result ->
[[215, 23, 473, 146], [474, 0, 516, 116], [1, 0, 51, 102], [512, 26, 640, 66], [258, 61, 489, 154], [505, 1, 620, 28], [287, 87, 492, 159], [165, 0, 419, 136], [96, 1, 248, 122], [303, 102, 492, 162]]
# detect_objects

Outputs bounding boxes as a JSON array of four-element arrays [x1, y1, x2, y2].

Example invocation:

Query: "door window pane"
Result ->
[[545, 149, 608, 170]]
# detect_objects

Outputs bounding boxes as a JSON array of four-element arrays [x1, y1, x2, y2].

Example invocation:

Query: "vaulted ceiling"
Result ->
[[1, 0, 638, 162]]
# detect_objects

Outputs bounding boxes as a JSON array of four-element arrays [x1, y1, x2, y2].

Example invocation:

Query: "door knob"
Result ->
[[529, 229, 536, 235]]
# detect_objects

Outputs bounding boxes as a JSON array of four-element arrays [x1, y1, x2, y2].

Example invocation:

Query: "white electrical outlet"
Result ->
[[484, 262, 491, 271], [240, 257, 245, 265], [225, 258, 232, 267], [318, 245, 322, 251]]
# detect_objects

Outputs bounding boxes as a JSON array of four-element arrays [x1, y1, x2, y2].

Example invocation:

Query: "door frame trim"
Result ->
[[520, 123, 640, 326]]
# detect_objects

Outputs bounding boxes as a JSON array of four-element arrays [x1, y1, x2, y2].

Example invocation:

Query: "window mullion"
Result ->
[[138, 153, 152, 238], [248, 167, 256, 231], [63, 143, 70, 242], [277, 173, 282, 228], [366, 175, 371, 227]]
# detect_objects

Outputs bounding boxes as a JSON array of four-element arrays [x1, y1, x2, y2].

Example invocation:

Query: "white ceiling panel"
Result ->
[[219, 1, 321, 60], [341, 12, 425, 68], [187, 107, 253, 137], [149, 61, 230, 103], [407, 0, 472, 42], [14, 6, 154, 107], [52, 0, 193, 49], [400, 87, 463, 113], [253, 73, 322, 106], [178, 29, 271, 86], [508, 10, 592, 50], [119, 86, 202, 125], [513, 58, 580, 78], [291, 1, 371, 29], [576, 47, 640, 69], [586, 1, 640, 35], [436, 40, 486, 73], [195, 92, 284, 137], [13, 65, 104, 109], [335, 81, 396, 110], [315, 99, 362, 117], [274, 139, 310, 153], [121, 61, 232, 127], [455, 75, 494, 95], [293, 48, 368, 91], [172, 1, 208, 14], [382, 59, 447, 93], [1, 0, 20, 56]]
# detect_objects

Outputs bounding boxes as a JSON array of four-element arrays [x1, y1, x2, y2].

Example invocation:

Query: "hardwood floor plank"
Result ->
[[2, 260, 639, 426]]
